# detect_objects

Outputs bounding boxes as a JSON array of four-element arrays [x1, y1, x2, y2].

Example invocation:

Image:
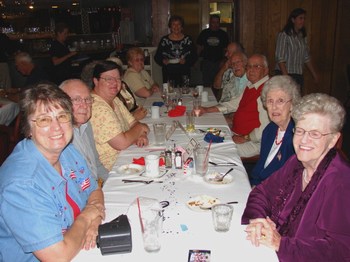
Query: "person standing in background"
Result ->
[[0, 33, 21, 89], [275, 8, 319, 92], [49, 22, 77, 85], [197, 14, 229, 87], [154, 15, 197, 87]]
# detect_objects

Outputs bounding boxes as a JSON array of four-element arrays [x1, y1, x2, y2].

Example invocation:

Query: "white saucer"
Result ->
[[116, 164, 145, 176], [186, 195, 220, 212], [204, 172, 233, 185]]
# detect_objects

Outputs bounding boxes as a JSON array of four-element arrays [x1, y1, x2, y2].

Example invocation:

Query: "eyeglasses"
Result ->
[[71, 97, 94, 105], [293, 127, 333, 139], [100, 76, 122, 84], [246, 64, 265, 70], [31, 112, 71, 128], [266, 98, 291, 107]]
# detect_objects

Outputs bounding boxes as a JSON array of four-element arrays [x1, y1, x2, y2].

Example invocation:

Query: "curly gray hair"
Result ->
[[261, 75, 301, 107], [291, 93, 345, 133]]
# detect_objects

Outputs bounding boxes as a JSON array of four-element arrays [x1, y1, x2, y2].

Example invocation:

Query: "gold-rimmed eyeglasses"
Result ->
[[31, 112, 72, 128], [293, 127, 333, 139], [100, 76, 122, 84]]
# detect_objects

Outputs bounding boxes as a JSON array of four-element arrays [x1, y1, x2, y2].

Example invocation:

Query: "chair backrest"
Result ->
[[0, 112, 22, 154], [335, 132, 349, 162]]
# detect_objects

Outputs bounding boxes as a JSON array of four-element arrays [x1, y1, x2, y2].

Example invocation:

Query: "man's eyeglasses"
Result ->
[[100, 76, 122, 84], [71, 97, 94, 105], [246, 64, 265, 70], [31, 112, 72, 128], [266, 98, 291, 107], [293, 127, 333, 139]]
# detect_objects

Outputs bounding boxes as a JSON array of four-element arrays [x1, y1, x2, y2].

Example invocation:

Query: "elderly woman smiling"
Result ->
[[249, 75, 300, 186], [242, 93, 350, 261], [123, 47, 160, 98], [0, 83, 105, 261], [90, 61, 150, 171]]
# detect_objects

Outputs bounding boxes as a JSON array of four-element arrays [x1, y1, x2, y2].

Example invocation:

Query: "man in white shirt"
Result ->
[[60, 79, 108, 184]]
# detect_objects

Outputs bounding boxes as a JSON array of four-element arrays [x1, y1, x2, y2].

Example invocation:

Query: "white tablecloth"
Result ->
[[73, 90, 278, 261], [0, 97, 19, 126]]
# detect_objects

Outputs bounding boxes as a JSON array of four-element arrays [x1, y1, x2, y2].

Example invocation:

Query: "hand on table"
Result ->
[[136, 135, 149, 147], [232, 134, 249, 144], [82, 217, 102, 250], [133, 106, 147, 120], [245, 217, 281, 251]]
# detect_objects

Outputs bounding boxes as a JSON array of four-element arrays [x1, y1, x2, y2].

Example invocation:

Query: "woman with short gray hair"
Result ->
[[250, 75, 301, 186], [243, 93, 350, 261]]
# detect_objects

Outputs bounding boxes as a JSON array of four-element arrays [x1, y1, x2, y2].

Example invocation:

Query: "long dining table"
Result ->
[[74, 88, 278, 261]]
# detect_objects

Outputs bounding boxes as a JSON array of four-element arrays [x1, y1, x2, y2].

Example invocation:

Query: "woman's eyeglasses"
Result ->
[[71, 97, 94, 105], [31, 112, 71, 127], [293, 127, 333, 139], [266, 98, 291, 107], [100, 76, 122, 84]]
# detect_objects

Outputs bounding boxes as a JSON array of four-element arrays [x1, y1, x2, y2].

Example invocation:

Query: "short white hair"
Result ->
[[15, 52, 32, 63]]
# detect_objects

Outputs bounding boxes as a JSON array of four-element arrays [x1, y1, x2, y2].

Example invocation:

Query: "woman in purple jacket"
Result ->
[[242, 93, 350, 261]]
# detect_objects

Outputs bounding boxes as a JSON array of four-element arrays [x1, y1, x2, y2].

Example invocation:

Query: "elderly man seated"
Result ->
[[231, 54, 270, 157], [212, 42, 244, 99], [60, 79, 109, 184], [14, 52, 49, 87], [199, 52, 248, 124]]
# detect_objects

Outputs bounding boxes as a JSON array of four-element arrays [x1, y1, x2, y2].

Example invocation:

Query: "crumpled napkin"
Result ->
[[168, 105, 186, 117], [133, 157, 165, 166], [204, 132, 224, 143]]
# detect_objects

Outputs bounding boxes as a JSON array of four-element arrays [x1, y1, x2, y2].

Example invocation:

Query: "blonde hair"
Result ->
[[126, 47, 144, 66]]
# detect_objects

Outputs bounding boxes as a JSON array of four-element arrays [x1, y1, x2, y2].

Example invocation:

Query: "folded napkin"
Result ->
[[133, 157, 165, 166], [168, 105, 186, 117], [152, 101, 164, 107], [204, 132, 224, 143]]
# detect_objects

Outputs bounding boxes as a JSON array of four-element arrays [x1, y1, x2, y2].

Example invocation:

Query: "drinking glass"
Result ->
[[193, 99, 201, 117]]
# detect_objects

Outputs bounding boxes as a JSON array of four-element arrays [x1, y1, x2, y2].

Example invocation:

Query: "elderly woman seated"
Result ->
[[0, 83, 105, 261], [90, 60, 150, 171], [249, 75, 301, 186], [242, 93, 350, 261], [123, 47, 160, 99]]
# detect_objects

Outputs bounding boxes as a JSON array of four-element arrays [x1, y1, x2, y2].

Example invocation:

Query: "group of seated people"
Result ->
[[1, 36, 350, 260]]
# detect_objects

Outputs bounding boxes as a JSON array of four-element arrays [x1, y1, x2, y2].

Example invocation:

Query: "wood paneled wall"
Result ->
[[239, 0, 349, 100]]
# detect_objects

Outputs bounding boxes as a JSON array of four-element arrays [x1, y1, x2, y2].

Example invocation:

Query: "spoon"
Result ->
[[200, 201, 238, 210], [214, 167, 234, 182]]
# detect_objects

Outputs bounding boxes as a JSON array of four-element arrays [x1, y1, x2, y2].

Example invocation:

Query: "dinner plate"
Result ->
[[168, 58, 180, 64], [116, 164, 145, 176], [186, 195, 220, 212], [204, 172, 233, 185]]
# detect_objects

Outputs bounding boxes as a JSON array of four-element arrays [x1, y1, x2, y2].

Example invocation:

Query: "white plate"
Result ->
[[186, 195, 220, 212], [204, 172, 233, 185], [116, 164, 145, 176], [168, 58, 180, 64]]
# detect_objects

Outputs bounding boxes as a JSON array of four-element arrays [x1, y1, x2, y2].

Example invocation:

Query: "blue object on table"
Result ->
[[204, 132, 224, 143], [152, 102, 164, 107]]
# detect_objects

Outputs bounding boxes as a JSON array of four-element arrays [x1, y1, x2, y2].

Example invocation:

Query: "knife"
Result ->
[[209, 161, 237, 166]]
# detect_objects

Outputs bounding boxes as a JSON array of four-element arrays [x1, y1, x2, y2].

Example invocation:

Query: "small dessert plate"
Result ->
[[204, 172, 233, 185], [116, 164, 145, 177], [186, 195, 220, 212]]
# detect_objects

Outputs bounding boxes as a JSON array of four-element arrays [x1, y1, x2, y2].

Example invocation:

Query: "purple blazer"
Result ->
[[242, 153, 350, 261]]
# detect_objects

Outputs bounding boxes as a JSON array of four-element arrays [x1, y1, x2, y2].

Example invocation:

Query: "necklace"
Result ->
[[303, 169, 310, 184], [275, 128, 284, 145]]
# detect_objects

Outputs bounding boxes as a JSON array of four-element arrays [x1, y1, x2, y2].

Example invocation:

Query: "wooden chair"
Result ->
[[0, 131, 10, 165]]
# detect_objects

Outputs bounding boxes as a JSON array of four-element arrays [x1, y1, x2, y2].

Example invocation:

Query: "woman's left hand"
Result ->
[[245, 217, 281, 251], [135, 135, 149, 147], [82, 217, 102, 250], [133, 106, 147, 120]]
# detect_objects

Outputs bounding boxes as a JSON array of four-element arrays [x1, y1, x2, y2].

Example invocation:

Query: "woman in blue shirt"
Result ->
[[0, 83, 105, 261]]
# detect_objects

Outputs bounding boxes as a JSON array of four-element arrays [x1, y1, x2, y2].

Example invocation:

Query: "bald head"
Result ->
[[60, 79, 93, 127]]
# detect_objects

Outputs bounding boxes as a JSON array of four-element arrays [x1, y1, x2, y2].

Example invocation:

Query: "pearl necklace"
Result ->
[[303, 169, 310, 184]]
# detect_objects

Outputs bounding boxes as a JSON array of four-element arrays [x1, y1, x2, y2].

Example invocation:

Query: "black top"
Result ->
[[196, 29, 229, 62], [0, 33, 21, 62], [25, 65, 49, 87], [49, 40, 73, 84], [154, 34, 197, 85]]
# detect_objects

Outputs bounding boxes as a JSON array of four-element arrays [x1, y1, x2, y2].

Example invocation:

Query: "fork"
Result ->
[[122, 179, 163, 184]]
